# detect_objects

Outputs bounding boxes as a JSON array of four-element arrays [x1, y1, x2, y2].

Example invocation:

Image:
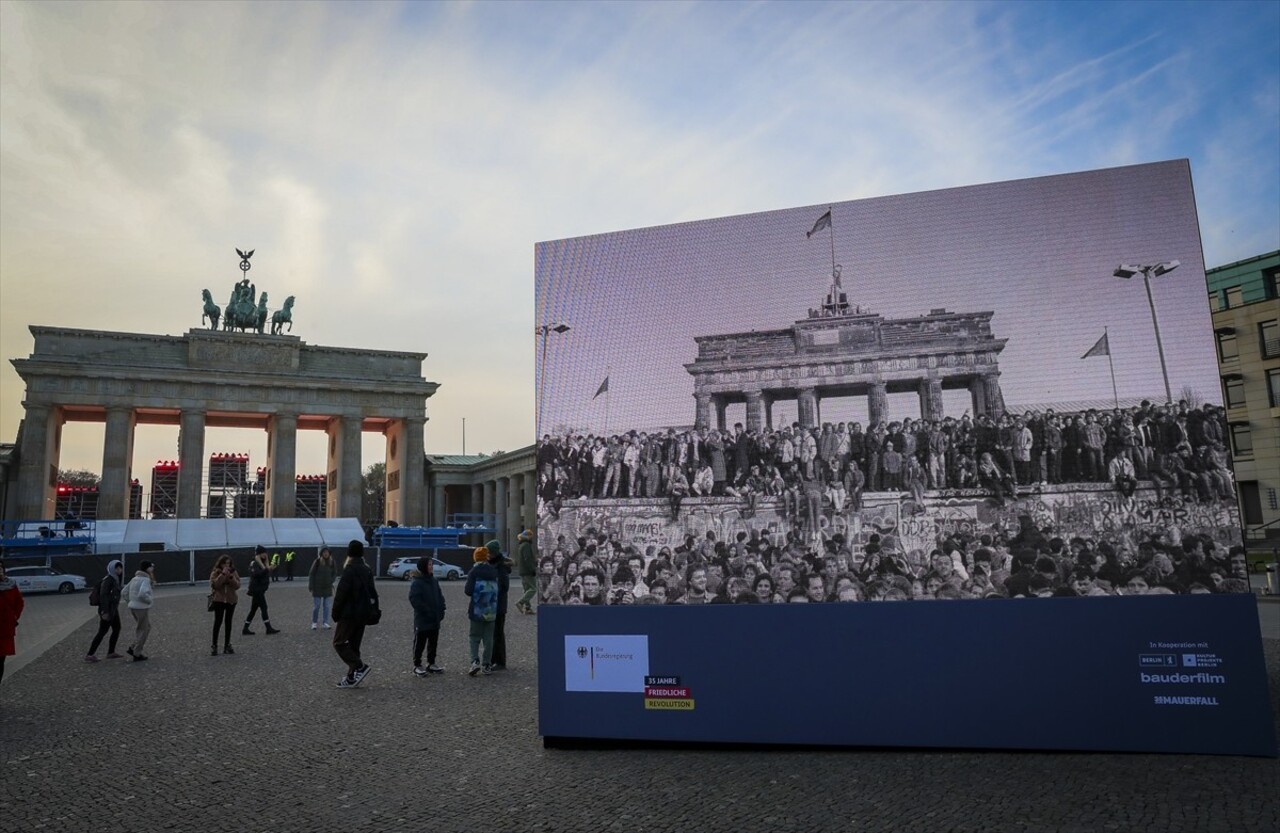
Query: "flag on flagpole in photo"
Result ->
[[1081, 332, 1110, 359], [593, 376, 609, 399], [806, 210, 832, 239]]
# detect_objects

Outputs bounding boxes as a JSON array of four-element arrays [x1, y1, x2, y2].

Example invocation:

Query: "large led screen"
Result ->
[[534, 160, 1244, 607]]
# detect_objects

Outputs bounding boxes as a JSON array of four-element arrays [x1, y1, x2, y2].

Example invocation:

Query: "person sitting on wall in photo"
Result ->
[[1108, 449, 1138, 500]]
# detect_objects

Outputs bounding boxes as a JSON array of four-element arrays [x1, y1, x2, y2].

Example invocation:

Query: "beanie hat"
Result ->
[[417, 556, 433, 574], [473, 547, 489, 563], [255, 545, 267, 554], [486, 540, 502, 557], [347, 539, 365, 560]]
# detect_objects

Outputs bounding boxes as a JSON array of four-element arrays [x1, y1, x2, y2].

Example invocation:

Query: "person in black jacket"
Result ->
[[84, 560, 125, 662], [409, 557, 446, 676], [243, 546, 281, 636], [332, 539, 377, 688], [485, 540, 512, 670]]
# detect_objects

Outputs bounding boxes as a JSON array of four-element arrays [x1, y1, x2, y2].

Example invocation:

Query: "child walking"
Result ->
[[463, 547, 500, 676], [409, 556, 446, 677]]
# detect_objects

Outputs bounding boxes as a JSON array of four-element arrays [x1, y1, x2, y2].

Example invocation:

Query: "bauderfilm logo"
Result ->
[[1139, 671, 1226, 684]]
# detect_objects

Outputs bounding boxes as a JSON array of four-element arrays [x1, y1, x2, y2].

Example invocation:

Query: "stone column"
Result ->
[[266, 412, 298, 519], [177, 410, 206, 519], [471, 483, 483, 517], [969, 376, 988, 417], [983, 373, 1004, 418], [919, 375, 944, 422], [381, 419, 405, 525], [483, 479, 496, 527], [16, 403, 60, 520], [507, 476, 521, 552], [745, 391, 767, 432], [432, 482, 446, 527], [867, 382, 888, 426], [401, 416, 426, 527], [327, 416, 363, 519], [694, 392, 713, 431], [714, 397, 727, 432], [797, 387, 819, 429], [523, 471, 537, 536], [98, 407, 136, 520], [495, 476, 509, 551]]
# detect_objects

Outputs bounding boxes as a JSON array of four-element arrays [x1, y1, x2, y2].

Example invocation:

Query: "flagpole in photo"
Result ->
[[1081, 328, 1118, 408], [593, 370, 611, 435]]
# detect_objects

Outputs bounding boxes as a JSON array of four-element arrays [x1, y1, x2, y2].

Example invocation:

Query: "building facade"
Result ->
[[1207, 250, 1280, 550], [425, 446, 536, 554]]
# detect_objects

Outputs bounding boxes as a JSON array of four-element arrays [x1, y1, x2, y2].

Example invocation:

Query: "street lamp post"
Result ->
[[536, 322, 571, 435], [1112, 260, 1180, 404]]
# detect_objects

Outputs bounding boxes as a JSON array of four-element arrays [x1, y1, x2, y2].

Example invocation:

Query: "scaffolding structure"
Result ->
[[207, 452, 251, 519], [149, 461, 179, 519]]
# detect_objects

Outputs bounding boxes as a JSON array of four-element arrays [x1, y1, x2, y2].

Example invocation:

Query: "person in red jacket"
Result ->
[[0, 558, 26, 685]]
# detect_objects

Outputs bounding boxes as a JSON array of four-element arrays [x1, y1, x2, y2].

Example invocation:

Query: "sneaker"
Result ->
[[481, 664, 494, 675], [311, 623, 317, 630], [84, 655, 99, 663], [425, 663, 444, 674], [336, 675, 357, 689], [132, 654, 148, 662], [126, 646, 135, 658], [322, 622, 331, 629], [413, 666, 428, 678], [468, 661, 481, 677], [223, 644, 235, 655], [210, 646, 218, 656], [490, 663, 506, 672], [106, 653, 123, 660], [353, 664, 371, 685]]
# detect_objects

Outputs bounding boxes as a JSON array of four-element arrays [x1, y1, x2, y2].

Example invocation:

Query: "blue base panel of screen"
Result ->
[[537, 594, 1276, 757]]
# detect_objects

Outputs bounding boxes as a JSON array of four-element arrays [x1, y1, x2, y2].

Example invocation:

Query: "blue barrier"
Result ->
[[538, 594, 1276, 756]]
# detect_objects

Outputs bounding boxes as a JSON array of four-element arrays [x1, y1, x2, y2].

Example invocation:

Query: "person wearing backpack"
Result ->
[[331, 539, 377, 689], [408, 556, 446, 677], [84, 560, 125, 662], [120, 560, 156, 662], [463, 546, 500, 676]]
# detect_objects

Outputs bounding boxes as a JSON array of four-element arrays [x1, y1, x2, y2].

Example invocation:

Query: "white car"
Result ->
[[7, 566, 88, 594], [386, 556, 464, 581]]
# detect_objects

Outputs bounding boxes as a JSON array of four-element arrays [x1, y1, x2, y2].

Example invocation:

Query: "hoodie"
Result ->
[[98, 561, 124, 617]]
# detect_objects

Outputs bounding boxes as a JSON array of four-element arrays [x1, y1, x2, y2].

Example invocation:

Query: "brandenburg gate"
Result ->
[[11, 326, 438, 522], [686, 299, 1007, 431]]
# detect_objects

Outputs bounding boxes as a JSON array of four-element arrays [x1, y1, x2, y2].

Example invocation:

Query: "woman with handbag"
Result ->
[[209, 555, 241, 655]]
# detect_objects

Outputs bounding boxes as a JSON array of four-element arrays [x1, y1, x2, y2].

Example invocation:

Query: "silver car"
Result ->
[[7, 566, 88, 594]]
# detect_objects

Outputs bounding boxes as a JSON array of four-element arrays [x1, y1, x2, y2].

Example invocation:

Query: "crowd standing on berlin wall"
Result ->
[[534, 400, 1248, 606]]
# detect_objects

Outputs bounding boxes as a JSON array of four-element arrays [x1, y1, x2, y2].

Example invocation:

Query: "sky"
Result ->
[[1, 0, 1278, 480], [537, 160, 1219, 434]]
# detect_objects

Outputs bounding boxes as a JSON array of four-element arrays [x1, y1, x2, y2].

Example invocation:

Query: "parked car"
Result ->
[[6, 566, 88, 594], [386, 556, 464, 581]]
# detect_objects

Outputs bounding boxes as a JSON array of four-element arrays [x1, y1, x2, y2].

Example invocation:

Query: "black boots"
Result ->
[[243, 623, 255, 635]]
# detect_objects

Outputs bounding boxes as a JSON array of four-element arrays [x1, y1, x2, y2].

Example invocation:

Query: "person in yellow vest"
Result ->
[[285, 550, 296, 581], [270, 552, 281, 582]]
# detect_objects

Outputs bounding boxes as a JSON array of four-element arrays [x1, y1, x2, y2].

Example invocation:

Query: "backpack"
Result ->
[[88, 579, 102, 607], [471, 578, 499, 622]]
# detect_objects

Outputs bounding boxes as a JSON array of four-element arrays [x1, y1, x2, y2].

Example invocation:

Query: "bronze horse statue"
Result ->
[[271, 296, 295, 335], [201, 289, 221, 331]]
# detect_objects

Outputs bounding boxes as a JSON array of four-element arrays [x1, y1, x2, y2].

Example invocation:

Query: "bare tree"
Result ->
[[58, 468, 101, 488], [1178, 385, 1204, 409]]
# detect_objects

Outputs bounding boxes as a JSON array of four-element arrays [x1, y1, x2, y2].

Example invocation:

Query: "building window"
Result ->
[[1224, 286, 1243, 309], [1230, 423, 1253, 457], [1223, 376, 1246, 408], [1260, 319, 1279, 359], [1269, 368, 1280, 408], [1265, 266, 1279, 300], [1207, 292, 1221, 312], [1217, 330, 1239, 361]]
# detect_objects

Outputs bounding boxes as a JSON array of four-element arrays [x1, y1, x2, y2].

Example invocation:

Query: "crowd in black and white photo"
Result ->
[[537, 399, 1236, 525]]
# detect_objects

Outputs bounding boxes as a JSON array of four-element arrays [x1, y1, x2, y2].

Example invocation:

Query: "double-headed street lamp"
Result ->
[[537, 322, 571, 435], [1112, 260, 1180, 404]]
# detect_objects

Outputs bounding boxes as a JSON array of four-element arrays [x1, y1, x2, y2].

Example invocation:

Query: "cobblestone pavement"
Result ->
[[2, 582, 1277, 833]]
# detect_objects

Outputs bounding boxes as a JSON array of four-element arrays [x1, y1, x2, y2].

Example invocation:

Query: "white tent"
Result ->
[[91, 518, 366, 554]]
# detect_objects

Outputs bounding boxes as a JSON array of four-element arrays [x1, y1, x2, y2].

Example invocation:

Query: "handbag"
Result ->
[[207, 593, 216, 612], [365, 594, 382, 626]]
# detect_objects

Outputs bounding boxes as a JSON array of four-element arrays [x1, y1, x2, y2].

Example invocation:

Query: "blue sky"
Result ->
[[1, 0, 1277, 476]]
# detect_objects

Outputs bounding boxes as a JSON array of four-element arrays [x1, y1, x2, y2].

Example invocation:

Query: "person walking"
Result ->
[[409, 556, 446, 677], [243, 546, 281, 636], [209, 555, 241, 656], [308, 547, 337, 630], [0, 559, 25, 684], [84, 559, 125, 662], [486, 540, 512, 671], [331, 539, 377, 689], [515, 529, 536, 615], [464, 546, 500, 676], [121, 560, 156, 662]]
